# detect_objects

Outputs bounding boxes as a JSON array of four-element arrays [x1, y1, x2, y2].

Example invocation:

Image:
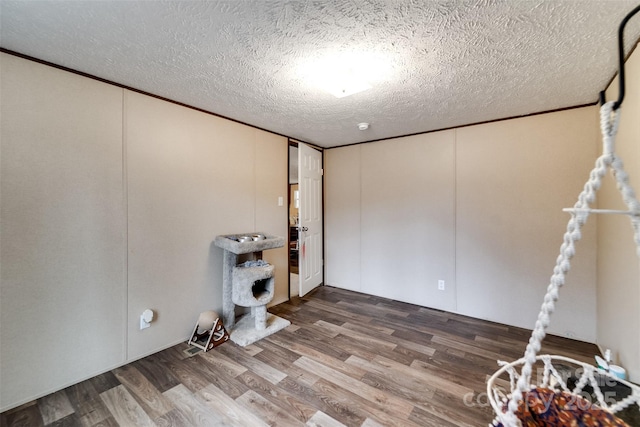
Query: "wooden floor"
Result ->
[[1, 286, 598, 427]]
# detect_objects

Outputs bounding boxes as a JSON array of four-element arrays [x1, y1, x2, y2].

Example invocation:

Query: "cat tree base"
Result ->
[[229, 312, 291, 347]]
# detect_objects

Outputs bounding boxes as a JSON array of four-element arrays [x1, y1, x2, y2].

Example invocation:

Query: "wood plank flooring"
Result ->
[[1, 286, 599, 427]]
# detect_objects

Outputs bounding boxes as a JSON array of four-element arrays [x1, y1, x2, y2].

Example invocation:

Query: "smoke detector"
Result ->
[[358, 122, 369, 131]]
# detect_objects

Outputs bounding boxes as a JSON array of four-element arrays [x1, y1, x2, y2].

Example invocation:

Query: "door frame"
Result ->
[[287, 139, 324, 299]]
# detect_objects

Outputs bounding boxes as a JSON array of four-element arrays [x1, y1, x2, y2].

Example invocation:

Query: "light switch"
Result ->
[[278, 196, 284, 206]]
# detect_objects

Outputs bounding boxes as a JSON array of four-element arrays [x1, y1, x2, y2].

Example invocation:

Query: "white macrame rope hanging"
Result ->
[[490, 354, 640, 426], [490, 101, 640, 427]]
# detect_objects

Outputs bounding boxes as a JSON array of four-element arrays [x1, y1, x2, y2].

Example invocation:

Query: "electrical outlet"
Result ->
[[438, 280, 445, 291]]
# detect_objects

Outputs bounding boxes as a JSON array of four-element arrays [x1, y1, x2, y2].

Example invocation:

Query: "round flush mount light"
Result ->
[[358, 122, 369, 131]]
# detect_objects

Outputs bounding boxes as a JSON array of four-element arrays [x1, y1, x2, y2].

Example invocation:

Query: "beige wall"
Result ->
[[125, 91, 288, 361], [597, 44, 640, 382], [0, 54, 288, 411], [361, 131, 457, 311], [1, 53, 126, 412], [325, 106, 599, 341], [325, 145, 362, 292], [456, 108, 598, 339]]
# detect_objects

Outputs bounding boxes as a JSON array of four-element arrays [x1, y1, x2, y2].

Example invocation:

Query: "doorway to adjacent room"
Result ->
[[288, 141, 323, 297]]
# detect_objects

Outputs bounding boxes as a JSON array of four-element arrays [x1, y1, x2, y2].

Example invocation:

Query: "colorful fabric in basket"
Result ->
[[494, 387, 629, 427]]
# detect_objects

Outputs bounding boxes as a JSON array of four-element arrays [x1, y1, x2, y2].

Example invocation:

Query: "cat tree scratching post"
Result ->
[[214, 233, 290, 346]]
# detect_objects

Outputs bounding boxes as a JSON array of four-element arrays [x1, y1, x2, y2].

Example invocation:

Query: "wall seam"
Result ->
[[253, 130, 256, 231], [122, 89, 129, 362], [453, 130, 458, 312], [359, 145, 363, 292]]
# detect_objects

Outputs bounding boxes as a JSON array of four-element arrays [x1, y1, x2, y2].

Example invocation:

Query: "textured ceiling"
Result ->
[[2, 1, 640, 148]]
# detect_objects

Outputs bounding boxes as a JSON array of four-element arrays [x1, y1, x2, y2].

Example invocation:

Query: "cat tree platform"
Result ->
[[214, 233, 290, 346]]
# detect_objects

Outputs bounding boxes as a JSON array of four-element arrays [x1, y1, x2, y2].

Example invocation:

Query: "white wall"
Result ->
[[125, 91, 288, 360], [325, 145, 361, 292], [597, 43, 640, 382], [1, 54, 127, 410], [360, 132, 457, 311], [325, 106, 599, 342], [456, 108, 598, 340], [0, 53, 288, 411], [255, 133, 290, 307]]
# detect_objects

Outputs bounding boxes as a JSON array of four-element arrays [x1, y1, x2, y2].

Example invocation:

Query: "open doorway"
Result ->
[[288, 143, 300, 297], [289, 140, 324, 298]]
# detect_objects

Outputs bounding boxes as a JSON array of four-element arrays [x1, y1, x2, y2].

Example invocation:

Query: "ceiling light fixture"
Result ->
[[358, 122, 369, 131], [329, 77, 372, 99], [297, 51, 392, 99]]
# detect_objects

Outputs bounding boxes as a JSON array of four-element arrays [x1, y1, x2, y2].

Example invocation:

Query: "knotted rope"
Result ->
[[498, 102, 640, 426]]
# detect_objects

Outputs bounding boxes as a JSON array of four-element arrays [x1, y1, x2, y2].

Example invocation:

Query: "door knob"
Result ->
[[299, 226, 309, 232]]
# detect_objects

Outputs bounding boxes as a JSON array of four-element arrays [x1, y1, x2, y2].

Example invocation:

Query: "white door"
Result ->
[[298, 143, 323, 296]]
